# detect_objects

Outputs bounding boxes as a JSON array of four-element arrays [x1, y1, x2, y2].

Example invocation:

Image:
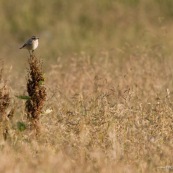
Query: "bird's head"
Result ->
[[31, 36, 39, 40]]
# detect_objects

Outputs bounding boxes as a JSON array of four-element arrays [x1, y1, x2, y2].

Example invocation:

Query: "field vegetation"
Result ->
[[0, 0, 173, 172]]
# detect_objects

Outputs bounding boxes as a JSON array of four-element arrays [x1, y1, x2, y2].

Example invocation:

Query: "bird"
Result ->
[[20, 36, 39, 55]]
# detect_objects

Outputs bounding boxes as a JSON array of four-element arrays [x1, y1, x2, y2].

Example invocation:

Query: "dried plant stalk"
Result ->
[[0, 85, 11, 141], [0, 59, 13, 141], [25, 55, 46, 136]]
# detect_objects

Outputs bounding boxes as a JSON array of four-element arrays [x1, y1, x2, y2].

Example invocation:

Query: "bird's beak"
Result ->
[[37, 37, 39, 39]]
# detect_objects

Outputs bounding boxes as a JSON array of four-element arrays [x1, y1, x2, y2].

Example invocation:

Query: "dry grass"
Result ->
[[0, 61, 14, 142], [0, 49, 172, 172], [1, 1, 173, 172]]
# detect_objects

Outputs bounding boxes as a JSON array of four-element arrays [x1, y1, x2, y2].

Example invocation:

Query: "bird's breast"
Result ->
[[33, 40, 39, 50]]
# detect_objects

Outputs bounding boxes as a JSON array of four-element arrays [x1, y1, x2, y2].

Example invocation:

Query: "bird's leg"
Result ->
[[32, 50, 34, 56], [28, 50, 31, 56]]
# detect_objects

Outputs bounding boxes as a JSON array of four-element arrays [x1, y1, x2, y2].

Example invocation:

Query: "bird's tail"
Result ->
[[19, 44, 26, 49]]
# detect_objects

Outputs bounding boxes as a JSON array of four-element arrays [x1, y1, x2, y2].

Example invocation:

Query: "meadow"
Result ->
[[0, 0, 173, 172]]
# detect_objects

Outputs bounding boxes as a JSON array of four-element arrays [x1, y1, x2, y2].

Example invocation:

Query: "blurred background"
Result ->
[[1, 0, 173, 68]]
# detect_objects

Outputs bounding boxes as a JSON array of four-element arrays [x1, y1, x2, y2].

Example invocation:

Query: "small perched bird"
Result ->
[[20, 36, 39, 55]]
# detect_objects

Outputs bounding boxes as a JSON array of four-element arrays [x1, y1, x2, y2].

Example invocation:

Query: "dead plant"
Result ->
[[25, 55, 46, 136]]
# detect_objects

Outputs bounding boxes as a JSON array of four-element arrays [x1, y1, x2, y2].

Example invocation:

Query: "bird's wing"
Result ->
[[19, 38, 32, 49], [26, 38, 33, 45]]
